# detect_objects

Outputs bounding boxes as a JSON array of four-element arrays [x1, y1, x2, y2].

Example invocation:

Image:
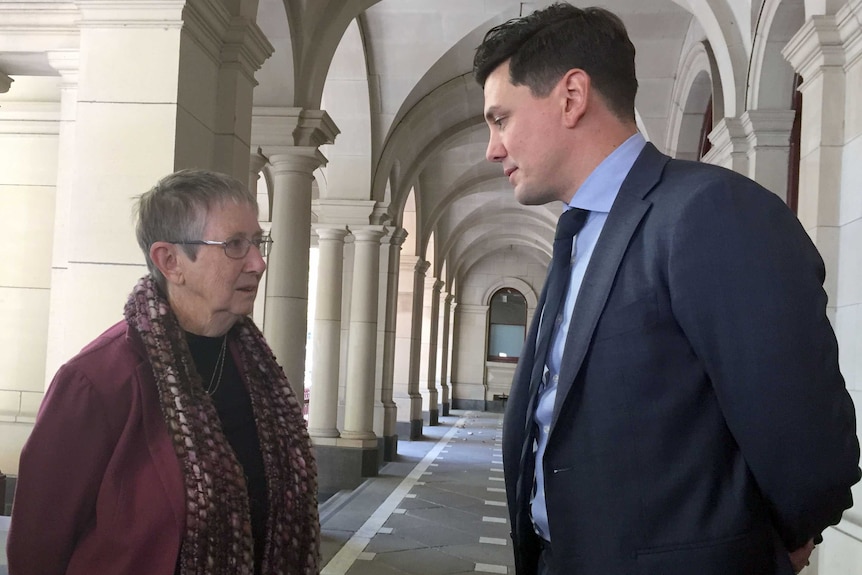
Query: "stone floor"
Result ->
[[320, 411, 513, 575], [0, 410, 513, 575]]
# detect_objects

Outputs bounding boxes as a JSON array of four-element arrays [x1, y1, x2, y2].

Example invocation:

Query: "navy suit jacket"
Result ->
[[502, 143, 861, 575]]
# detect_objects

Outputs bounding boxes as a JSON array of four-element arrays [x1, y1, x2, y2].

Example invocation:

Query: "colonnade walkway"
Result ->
[[320, 411, 515, 575]]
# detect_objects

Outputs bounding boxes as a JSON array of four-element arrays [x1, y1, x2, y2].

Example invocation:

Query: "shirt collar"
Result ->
[[567, 132, 647, 213]]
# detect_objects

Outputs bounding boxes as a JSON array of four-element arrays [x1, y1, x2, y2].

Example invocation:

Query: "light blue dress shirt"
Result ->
[[531, 133, 647, 540]]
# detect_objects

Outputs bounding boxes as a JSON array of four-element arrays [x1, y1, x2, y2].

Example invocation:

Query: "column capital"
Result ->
[[349, 225, 387, 243], [702, 117, 749, 166], [253, 107, 340, 150], [740, 109, 797, 148], [783, 15, 844, 84], [432, 280, 445, 293], [414, 258, 431, 275], [47, 50, 80, 87], [268, 147, 328, 176], [250, 147, 268, 173], [313, 224, 349, 242], [389, 227, 409, 247], [221, 15, 274, 84], [444, 294, 455, 306], [314, 199, 376, 225]]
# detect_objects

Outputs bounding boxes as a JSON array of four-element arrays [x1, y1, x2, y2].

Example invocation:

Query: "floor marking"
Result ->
[[486, 487, 505, 493], [378, 527, 393, 534], [321, 413, 470, 575], [489, 476, 504, 482], [393, 509, 406, 514], [475, 564, 508, 574], [480, 537, 508, 546], [357, 552, 376, 561], [484, 500, 506, 507]]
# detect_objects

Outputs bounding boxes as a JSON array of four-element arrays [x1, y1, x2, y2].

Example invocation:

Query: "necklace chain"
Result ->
[[205, 335, 227, 396]]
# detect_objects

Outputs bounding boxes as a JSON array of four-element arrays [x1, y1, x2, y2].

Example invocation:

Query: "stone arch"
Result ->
[[748, 0, 805, 110], [482, 277, 538, 311], [667, 41, 716, 160]]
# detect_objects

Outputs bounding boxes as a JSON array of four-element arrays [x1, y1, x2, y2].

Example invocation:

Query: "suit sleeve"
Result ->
[[6, 363, 118, 575], [667, 175, 860, 551]]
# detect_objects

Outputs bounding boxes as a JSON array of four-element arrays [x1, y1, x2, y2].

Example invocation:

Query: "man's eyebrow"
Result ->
[[484, 106, 502, 121]]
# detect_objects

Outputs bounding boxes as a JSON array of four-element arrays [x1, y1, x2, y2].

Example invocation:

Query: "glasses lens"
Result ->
[[224, 238, 250, 259]]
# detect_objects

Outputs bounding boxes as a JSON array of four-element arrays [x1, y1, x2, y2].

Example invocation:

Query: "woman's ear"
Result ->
[[150, 242, 184, 286], [560, 68, 590, 128]]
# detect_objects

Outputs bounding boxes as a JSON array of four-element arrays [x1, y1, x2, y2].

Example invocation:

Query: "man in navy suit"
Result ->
[[474, 4, 860, 575]]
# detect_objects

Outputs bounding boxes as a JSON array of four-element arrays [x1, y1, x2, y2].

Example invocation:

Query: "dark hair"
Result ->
[[473, 3, 637, 121], [134, 169, 257, 289]]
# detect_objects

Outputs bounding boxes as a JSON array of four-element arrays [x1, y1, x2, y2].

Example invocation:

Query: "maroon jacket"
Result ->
[[7, 321, 186, 575]]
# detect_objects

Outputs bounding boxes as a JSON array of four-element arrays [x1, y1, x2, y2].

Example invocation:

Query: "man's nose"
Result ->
[[486, 132, 505, 163]]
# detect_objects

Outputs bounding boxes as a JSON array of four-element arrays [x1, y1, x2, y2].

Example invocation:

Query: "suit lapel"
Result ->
[[550, 143, 669, 429]]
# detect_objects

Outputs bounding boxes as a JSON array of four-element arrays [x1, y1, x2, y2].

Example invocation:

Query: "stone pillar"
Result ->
[[451, 303, 490, 411], [740, 109, 797, 202], [254, 108, 339, 394], [425, 280, 444, 425], [440, 293, 455, 416], [307, 226, 349, 440], [407, 259, 430, 439], [44, 51, 78, 387], [702, 117, 749, 174], [379, 228, 407, 459], [340, 226, 386, 473], [783, 15, 845, 312]]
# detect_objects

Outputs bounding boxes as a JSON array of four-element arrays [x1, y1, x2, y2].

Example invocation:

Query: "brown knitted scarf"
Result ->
[[124, 275, 319, 575]]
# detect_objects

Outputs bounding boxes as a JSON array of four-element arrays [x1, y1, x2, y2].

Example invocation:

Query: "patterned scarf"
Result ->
[[124, 275, 319, 575]]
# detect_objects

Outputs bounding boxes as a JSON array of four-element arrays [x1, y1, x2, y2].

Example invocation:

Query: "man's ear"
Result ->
[[150, 242, 185, 286], [560, 68, 590, 128]]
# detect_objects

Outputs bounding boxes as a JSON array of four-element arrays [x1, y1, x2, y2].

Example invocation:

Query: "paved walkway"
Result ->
[[320, 411, 514, 575], [0, 410, 512, 575]]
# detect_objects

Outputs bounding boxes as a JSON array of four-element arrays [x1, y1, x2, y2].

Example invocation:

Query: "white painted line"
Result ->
[[489, 477, 504, 482], [423, 471, 433, 475], [393, 509, 406, 514], [480, 537, 508, 546], [357, 552, 376, 561], [490, 468, 503, 473], [484, 500, 506, 507], [430, 463, 438, 467], [378, 527, 393, 534], [483, 516, 507, 524], [487, 487, 505, 493], [475, 564, 508, 574], [321, 413, 471, 575], [415, 481, 426, 486], [405, 494, 417, 499]]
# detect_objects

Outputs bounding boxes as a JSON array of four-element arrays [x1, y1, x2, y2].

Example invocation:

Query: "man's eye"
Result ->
[[494, 116, 506, 127]]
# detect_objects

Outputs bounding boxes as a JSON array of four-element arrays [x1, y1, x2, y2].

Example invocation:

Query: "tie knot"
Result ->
[[555, 208, 589, 241]]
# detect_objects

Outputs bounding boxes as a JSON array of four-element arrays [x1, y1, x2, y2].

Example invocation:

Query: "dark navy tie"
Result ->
[[515, 207, 589, 539]]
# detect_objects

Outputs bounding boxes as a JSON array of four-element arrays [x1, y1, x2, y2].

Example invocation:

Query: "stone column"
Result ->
[[379, 228, 407, 459], [407, 259, 430, 439], [451, 304, 490, 410], [425, 280, 444, 425], [783, 15, 845, 314], [307, 226, 349, 440], [341, 226, 387, 471], [702, 117, 749, 174], [44, 51, 78, 387], [253, 108, 339, 394], [740, 109, 797, 202], [439, 293, 455, 416]]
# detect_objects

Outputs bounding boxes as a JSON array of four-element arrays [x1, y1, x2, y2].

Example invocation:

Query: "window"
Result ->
[[487, 288, 527, 363]]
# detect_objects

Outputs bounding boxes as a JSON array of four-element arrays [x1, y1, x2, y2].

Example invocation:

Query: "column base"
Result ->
[[379, 434, 398, 462], [313, 444, 380, 500], [427, 409, 439, 426], [410, 418, 423, 440], [441, 402, 450, 417]]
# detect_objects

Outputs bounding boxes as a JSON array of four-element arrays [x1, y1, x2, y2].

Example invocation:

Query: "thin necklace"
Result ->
[[205, 335, 227, 396]]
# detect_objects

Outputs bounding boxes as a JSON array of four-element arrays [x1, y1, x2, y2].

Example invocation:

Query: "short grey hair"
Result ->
[[134, 169, 258, 290]]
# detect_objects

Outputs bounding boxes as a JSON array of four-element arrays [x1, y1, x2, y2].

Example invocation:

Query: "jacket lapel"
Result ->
[[550, 143, 669, 429]]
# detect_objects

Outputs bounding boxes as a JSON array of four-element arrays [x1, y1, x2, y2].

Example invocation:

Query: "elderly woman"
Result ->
[[7, 170, 318, 575]]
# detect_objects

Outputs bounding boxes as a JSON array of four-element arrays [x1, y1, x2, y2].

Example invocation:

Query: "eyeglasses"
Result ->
[[172, 235, 273, 259]]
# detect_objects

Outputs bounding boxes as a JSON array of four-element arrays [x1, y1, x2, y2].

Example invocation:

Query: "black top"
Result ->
[[185, 332, 269, 575]]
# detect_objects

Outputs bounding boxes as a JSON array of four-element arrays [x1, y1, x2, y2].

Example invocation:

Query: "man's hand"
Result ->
[[789, 539, 815, 573]]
